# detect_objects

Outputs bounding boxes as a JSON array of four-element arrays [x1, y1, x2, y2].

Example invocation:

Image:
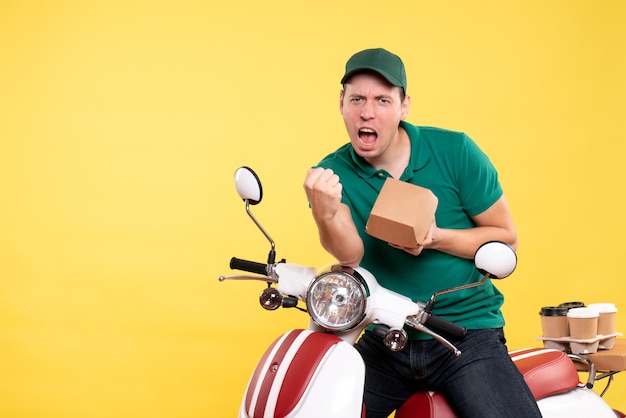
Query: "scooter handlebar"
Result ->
[[230, 257, 268, 275], [423, 313, 467, 339]]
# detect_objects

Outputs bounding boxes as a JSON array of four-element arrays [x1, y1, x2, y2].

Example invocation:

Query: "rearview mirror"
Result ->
[[474, 241, 517, 279], [234, 166, 263, 205]]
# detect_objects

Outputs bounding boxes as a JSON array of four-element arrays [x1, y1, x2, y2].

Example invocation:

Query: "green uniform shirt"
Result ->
[[315, 121, 506, 339]]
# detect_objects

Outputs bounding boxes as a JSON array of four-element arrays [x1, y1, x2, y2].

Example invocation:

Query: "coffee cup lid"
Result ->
[[540, 306, 568, 316], [567, 307, 599, 318], [558, 301, 585, 309], [587, 303, 617, 313]]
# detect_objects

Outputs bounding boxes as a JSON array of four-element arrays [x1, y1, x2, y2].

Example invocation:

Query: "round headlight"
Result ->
[[306, 269, 367, 332]]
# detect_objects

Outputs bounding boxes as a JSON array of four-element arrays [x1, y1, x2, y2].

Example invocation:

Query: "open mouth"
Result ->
[[358, 128, 378, 145]]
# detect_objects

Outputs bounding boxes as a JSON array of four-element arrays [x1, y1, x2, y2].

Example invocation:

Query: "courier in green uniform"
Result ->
[[303, 48, 541, 418]]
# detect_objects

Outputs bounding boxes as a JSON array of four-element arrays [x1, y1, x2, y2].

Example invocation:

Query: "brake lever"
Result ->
[[405, 316, 462, 357], [218, 274, 278, 283]]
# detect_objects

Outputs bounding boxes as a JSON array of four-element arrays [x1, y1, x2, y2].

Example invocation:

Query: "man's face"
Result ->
[[340, 72, 410, 162]]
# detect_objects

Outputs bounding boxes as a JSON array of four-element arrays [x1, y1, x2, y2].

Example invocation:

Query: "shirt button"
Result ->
[[378, 172, 385, 178]]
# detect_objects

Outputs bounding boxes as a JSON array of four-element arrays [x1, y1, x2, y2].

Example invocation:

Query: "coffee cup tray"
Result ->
[[537, 332, 623, 354]]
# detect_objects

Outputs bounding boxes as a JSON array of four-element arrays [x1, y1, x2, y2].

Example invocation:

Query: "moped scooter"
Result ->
[[219, 166, 624, 418]]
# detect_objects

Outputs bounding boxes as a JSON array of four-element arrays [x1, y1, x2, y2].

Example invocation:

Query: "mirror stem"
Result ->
[[424, 273, 491, 312], [245, 200, 276, 264]]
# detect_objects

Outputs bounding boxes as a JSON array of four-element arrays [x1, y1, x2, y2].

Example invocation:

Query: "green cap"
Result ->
[[340, 48, 407, 92]]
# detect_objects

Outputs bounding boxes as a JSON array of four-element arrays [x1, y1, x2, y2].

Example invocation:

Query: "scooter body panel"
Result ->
[[537, 387, 617, 417], [239, 329, 365, 418]]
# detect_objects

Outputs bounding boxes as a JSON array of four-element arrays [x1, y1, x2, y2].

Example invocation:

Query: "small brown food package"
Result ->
[[365, 178, 438, 248]]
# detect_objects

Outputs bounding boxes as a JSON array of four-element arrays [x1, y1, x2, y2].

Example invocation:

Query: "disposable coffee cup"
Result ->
[[557, 302, 585, 334], [567, 307, 599, 340], [587, 303, 617, 336], [540, 306, 569, 338]]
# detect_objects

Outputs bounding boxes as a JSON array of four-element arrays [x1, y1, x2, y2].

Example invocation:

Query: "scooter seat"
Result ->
[[509, 348, 580, 400], [395, 347, 580, 418]]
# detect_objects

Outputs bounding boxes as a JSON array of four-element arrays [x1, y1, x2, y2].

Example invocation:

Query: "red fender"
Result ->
[[243, 329, 345, 418]]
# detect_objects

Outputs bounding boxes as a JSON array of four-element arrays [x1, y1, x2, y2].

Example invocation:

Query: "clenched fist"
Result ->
[[303, 167, 343, 223]]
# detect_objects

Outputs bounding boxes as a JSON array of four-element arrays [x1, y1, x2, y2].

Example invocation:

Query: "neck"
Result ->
[[366, 126, 410, 179]]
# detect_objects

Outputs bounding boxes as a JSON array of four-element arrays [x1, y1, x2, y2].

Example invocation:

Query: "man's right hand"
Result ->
[[303, 167, 343, 223], [303, 167, 364, 267]]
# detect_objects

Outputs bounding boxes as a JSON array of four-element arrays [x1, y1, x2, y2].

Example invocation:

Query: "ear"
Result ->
[[339, 89, 345, 112], [400, 95, 411, 119]]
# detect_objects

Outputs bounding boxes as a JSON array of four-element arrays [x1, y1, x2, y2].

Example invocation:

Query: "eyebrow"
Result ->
[[348, 93, 394, 100]]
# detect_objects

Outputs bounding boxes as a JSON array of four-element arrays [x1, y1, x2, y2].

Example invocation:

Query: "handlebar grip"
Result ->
[[229, 257, 268, 275], [423, 313, 467, 339]]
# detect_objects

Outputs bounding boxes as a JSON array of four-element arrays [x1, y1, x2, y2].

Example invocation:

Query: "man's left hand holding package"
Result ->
[[365, 178, 438, 248]]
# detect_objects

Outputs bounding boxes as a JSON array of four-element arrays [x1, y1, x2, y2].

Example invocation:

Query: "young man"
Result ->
[[303, 48, 541, 418]]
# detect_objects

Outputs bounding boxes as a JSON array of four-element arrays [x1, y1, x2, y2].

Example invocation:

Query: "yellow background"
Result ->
[[1, 1, 625, 416]]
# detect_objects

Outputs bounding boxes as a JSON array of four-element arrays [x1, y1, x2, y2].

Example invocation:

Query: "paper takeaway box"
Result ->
[[365, 178, 438, 248]]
